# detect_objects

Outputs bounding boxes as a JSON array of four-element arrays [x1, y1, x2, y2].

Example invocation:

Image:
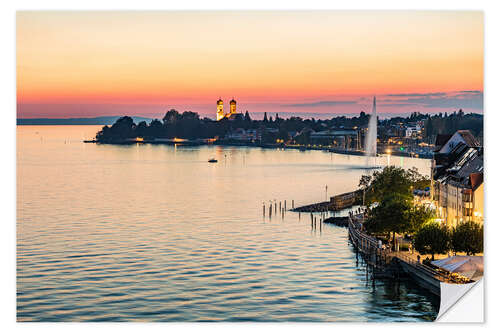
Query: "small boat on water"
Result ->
[[208, 158, 218, 163]]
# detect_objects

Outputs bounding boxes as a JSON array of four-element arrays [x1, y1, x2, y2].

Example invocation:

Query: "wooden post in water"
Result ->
[[279, 201, 281, 211], [269, 204, 272, 218], [284, 200, 287, 210], [292, 200, 294, 209], [263, 203, 265, 217], [274, 201, 277, 214]]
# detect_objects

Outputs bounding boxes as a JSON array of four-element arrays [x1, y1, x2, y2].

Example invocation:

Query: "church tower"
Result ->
[[229, 98, 237, 114], [216, 98, 224, 121]]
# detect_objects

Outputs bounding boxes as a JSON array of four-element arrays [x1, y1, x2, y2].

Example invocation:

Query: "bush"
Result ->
[[451, 221, 483, 255], [414, 222, 450, 260]]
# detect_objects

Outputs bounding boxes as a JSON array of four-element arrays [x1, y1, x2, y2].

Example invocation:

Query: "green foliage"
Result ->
[[362, 166, 435, 243], [451, 221, 484, 255], [414, 223, 450, 260], [407, 205, 435, 234], [365, 193, 413, 235], [406, 167, 431, 190], [365, 166, 413, 205], [358, 175, 372, 190], [423, 110, 483, 140], [364, 166, 430, 206]]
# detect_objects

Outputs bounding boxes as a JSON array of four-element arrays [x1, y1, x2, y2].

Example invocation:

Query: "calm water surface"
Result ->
[[17, 125, 438, 322]]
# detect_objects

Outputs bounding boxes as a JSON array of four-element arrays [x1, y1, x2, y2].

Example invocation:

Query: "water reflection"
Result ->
[[17, 125, 436, 322]]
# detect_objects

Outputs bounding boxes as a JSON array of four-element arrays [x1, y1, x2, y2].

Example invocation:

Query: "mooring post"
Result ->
[[292, 200, 294, 209], [284, 200, 287, 210], [279, 201, 281, 211], [263, 203, 265, 217]]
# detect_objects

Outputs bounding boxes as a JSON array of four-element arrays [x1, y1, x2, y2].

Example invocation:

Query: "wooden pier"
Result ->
[[347, 214, 469, 296], [292, 190, 362, 213]]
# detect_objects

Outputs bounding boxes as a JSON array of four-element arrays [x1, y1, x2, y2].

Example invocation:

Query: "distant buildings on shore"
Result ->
[[431, 130, 483, 227]]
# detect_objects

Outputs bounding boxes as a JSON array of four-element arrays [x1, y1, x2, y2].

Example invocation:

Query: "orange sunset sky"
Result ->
[[17, 11, 483, 119]]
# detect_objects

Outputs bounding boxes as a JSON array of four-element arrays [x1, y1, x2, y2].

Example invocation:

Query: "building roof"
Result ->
[[310, 129, 358, 138], [226, 113, 244, 121], [443, 147, 483, 189], [470, 172, 483, 191], [456, 130, 481, 148]]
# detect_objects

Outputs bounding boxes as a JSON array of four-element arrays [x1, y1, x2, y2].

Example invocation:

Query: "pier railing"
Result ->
[[392, 251, 451, 283], [347, 214, 456, 283], [347, 215, 392, 269]]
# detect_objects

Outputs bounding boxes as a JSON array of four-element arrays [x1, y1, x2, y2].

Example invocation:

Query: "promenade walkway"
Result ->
[[347, 213, 471, 286]]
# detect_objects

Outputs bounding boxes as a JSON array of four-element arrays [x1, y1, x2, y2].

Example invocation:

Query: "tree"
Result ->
[[414, 223, 450, 260], [244, 110, 251, 122], [407, 205, 435, 234], [365, 193, 413, 248], [106, 116, 135, 140], [135, 121, 149, 138], [163, 109, 181, 125], [406, 167, 431, 190], [365, 166, 413, 205], [451, 221, 483, 255], [358, 174, 372, 206]]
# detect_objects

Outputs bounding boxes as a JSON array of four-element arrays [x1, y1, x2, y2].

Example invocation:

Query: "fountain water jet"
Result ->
[[364, 96, 379, 168]]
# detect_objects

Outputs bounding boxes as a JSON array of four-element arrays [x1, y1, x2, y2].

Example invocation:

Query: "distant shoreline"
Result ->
[[83, 139, 433, 159]]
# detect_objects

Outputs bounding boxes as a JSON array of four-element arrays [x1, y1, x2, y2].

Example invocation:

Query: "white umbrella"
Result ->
[[432, 256, 484, 280]]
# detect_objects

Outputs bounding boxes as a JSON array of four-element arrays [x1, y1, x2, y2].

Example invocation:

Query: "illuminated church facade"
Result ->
[[216, 98, 243, 121]]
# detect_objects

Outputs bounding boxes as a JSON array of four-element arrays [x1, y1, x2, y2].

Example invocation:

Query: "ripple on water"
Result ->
[[17, 131, 438, 321]]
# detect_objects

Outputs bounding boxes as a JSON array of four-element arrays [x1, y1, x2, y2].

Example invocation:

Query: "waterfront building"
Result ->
[[431, 130, 483, 227], [309, 128, 362, 150], [225, 128, 260, 142], [330, 191, 359, 210], [216, 98, 224, 121], [230, 98, 237, 114], [216, 97, 243, 121]]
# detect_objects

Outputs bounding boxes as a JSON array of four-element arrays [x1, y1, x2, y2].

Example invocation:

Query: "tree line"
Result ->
[[414, 221, 483, 260], [95, 108, 483, 144]]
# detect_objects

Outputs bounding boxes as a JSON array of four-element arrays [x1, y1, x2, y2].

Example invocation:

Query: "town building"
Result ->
[[431, 130, 483, 227], [225, 128, 260, 142], [216, 98, 243, 121], [309, 128, 362, 150]]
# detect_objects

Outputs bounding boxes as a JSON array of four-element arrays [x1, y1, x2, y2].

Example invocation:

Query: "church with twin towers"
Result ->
[[216, 97, 245, 121]]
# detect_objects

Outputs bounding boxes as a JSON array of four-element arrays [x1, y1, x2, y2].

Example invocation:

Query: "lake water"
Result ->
[[17, 125, 438, 322]]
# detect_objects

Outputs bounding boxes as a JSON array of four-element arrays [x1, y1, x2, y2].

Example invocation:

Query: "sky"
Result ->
[[17, 11, 483, 119]]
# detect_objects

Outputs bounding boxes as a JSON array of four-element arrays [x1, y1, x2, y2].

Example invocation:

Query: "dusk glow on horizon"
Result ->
[[17, 11, 483, 119]]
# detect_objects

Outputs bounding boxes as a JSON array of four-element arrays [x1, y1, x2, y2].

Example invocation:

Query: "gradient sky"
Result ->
[[17, 11, 483, 119]]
